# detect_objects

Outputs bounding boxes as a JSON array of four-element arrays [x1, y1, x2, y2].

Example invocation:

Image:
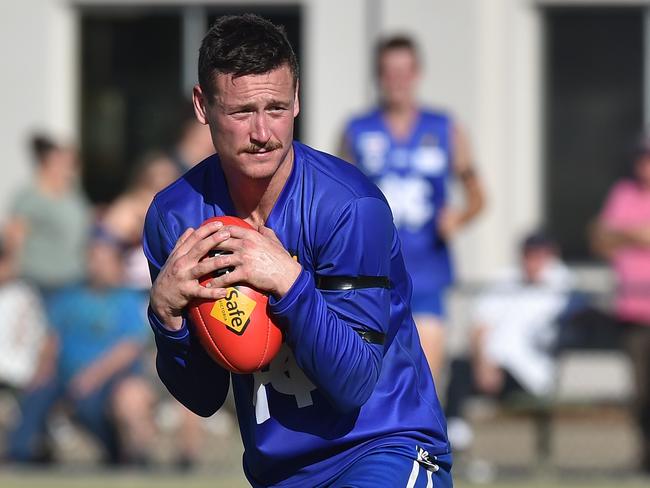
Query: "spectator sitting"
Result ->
[[5, 228, 155, 465], [445, 232, 574, 452]]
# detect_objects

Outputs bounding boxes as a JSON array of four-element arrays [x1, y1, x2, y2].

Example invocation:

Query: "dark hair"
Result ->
[[521, 231, 557, 253], [127, 150, 169, 190], [375, 35, 420, 76], [198, 14, 299, 100], [30, 134, 58, 164]]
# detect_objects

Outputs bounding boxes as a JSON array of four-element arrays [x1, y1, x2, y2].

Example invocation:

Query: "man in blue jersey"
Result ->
[[144, 14, 451, 487], [341, 37, 485, 381]]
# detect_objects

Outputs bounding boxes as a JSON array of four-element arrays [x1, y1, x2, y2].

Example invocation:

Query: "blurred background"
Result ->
[[0, 0, 649, 487]]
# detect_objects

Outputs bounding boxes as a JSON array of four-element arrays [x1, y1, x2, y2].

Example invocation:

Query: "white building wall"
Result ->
[[302, 0, 369, 152], [0, 0, 76, 221]]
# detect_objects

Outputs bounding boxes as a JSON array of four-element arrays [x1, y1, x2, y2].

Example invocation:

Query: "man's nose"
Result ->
[[250, 112, 271, 145]]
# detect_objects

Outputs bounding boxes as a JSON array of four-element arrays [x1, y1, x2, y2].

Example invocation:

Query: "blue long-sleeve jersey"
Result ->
[[143, 141, 449, 487], [344, 109, 455, 292]]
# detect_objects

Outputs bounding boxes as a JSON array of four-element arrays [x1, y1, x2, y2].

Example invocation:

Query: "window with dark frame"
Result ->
[[544, 7, 644, 262], [80, 5, 302, 204]]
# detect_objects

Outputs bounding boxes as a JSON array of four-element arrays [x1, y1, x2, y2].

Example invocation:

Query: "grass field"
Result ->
[[0, 471, 648, 488]]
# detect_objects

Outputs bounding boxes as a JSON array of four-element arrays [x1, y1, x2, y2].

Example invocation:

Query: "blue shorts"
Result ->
[[410, 289, 446, 319], [328, 450, 453, 488]]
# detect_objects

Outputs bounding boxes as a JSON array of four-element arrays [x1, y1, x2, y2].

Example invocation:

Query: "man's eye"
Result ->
[[230, 109, 251, 116]]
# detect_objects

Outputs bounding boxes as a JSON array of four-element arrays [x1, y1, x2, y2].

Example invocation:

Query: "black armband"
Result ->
[[315, 275, 392, 291], [354, 329, 385, 345]]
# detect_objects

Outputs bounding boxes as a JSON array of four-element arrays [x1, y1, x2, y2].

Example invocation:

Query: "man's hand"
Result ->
[[150, 221, 234, 331], [474, 361, 504, 395], [26, 335, 58, 392], [69, 366, 104, 398], [27, 364, 55, 392], [69, 342, 142, 399], [437, 207, 464, 241], [207, 224, 302, 299]]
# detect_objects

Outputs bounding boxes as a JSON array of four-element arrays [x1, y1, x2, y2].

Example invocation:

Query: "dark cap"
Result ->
[[521, 231, 556, 252]]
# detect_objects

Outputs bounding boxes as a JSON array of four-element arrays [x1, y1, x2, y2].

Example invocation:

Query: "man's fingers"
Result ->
[[171, 227, 195, 254], [207, 224, 268, 253], [208, 267, 247, 290], [214, 237, 245, 253], [222, 224, 259, 240], [187, 229, 232, 261], [189, 254, 240, 280], [176, 221, 224, 257], [258, 225, 281, 244], [191, 282, 228, 300]]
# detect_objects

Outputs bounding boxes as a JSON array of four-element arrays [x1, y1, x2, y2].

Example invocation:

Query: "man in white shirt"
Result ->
[[445, 232, 573, 450]]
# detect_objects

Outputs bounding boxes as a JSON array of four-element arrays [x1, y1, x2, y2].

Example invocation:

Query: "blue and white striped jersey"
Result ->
[[344, 109, 455, 292]]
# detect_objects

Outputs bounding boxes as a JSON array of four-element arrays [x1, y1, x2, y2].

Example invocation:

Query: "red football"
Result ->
[[189, 216, 282, 374]]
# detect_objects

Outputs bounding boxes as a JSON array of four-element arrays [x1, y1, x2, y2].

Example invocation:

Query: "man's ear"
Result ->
[[293, 80, 300, 118], [192, 84, 209, 125]]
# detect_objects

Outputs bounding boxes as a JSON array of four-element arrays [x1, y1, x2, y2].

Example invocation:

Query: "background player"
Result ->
[[341, 36, 486, 380], [144, 14, 452, 487]]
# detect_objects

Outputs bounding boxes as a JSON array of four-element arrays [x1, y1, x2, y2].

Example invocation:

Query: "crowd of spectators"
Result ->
[[0, 117, 217, 468]]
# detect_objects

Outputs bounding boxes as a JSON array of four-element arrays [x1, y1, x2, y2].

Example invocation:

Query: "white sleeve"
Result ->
[[0, 283, 48, 387]]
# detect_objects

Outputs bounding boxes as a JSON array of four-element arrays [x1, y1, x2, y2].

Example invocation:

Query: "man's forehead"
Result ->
[[380, 48, 418, 69], [213, 66, 295, 95]]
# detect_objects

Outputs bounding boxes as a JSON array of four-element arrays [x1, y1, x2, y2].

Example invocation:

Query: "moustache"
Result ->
[[239, 141, 283, 154]]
